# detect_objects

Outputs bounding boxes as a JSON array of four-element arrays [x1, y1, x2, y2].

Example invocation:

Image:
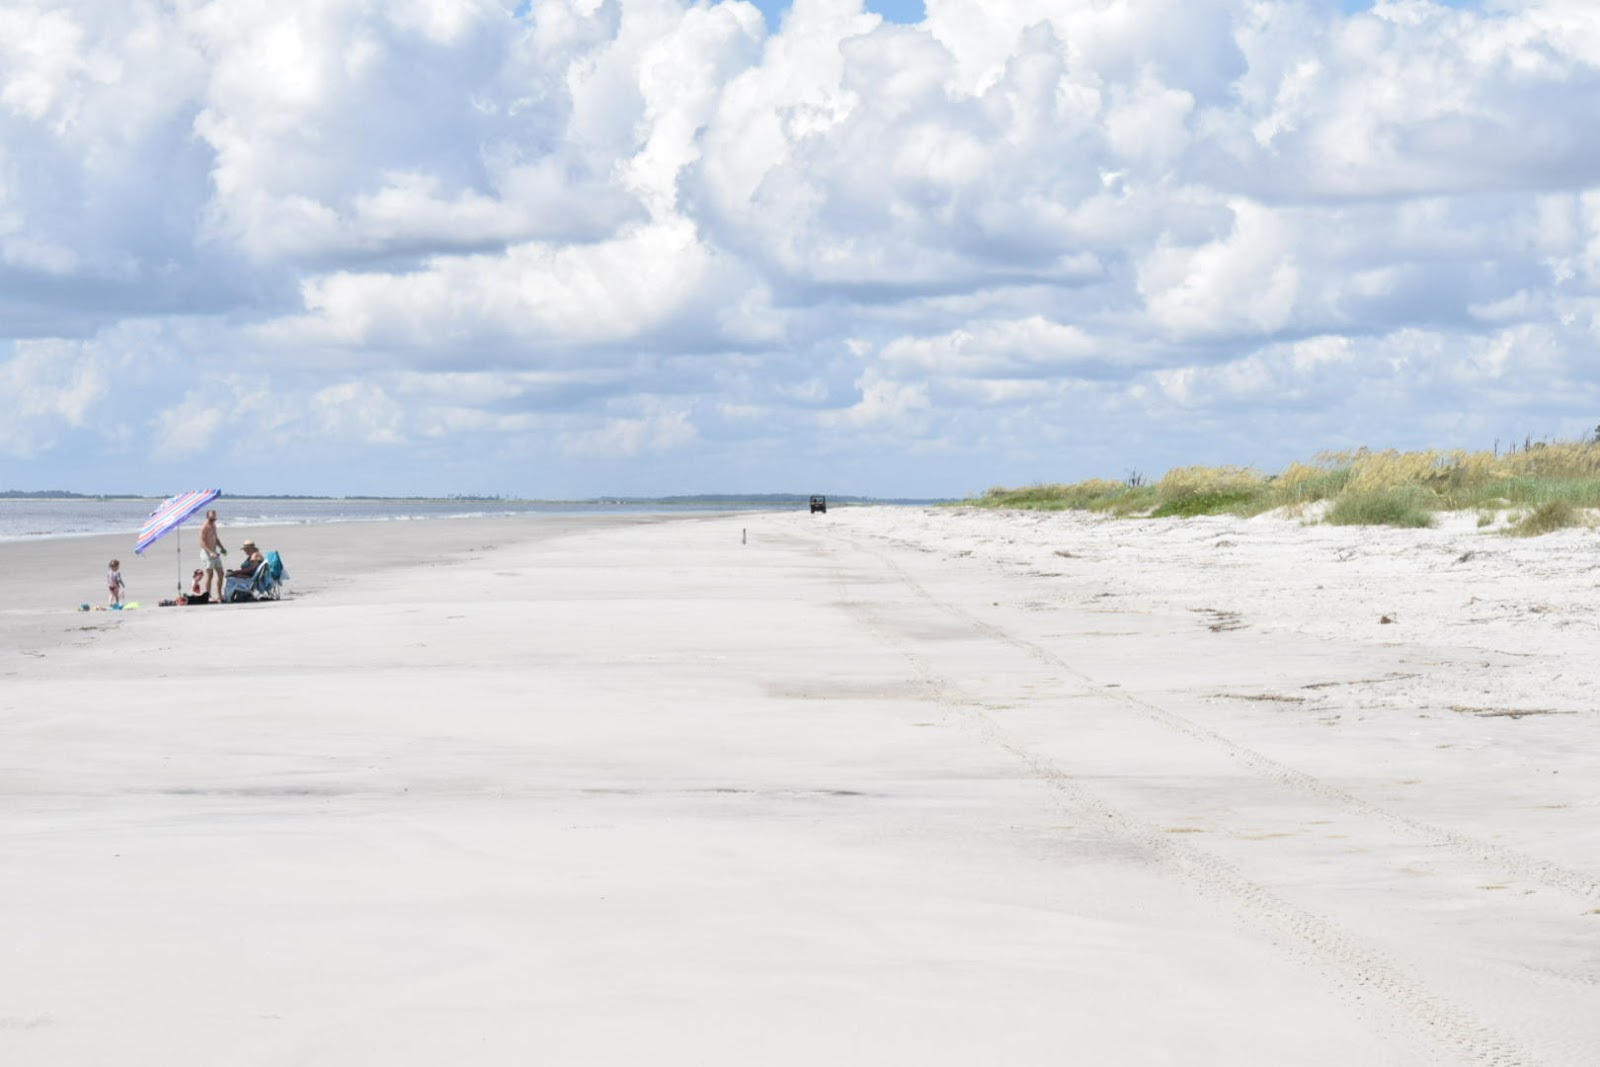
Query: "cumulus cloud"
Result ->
[[0, 337, 108, 456], [560, 402, 700, 458], [2, 0, 1598, 496]]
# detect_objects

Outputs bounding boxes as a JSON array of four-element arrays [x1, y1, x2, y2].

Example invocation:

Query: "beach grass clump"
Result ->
[[1505, 500, 1584, 537], [1498, 439, 1600, 479], [1151, 466, 1270, 517], [1325, 488, 1437, 528], [1469, 475, 1600, 509], [1330, 448, 1483, 498], [1270, 460, 1353, 504], [975, 479, 1133, 511], [970, 432, 1600, 528], [1095, 484, 1160, 516], [1150, 488, 1263, 518]]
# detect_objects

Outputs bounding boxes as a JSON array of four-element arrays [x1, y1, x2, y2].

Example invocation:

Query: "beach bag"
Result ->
[[228, 589, 255, 603]]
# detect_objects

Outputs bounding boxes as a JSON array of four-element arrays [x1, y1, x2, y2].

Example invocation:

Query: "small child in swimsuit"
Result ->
[[107, 559, 125, 608]]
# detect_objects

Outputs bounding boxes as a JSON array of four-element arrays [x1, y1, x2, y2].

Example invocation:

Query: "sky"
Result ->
[[2, 0, 1597, 499]]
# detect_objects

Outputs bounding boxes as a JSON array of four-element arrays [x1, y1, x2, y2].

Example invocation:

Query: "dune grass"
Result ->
[[970, 437, 1600, 530], [1325, 488, 1436, 528], [1506, 500, 1582, 537]]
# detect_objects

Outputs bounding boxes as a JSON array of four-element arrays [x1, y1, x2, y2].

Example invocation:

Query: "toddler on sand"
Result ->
[[107, 559, 125, 608]]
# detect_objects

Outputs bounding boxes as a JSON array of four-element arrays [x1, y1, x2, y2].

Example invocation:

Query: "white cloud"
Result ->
[[275, 216, 726, 356], [4, 0, 1600, 496], [310, 381, 407, 445], [0, 337, 108, 455], [824, 365, 931, 432], [0, 5, 88, 125], [1142, 323, 1588, 416], [879, 316, 1102, 378], [560, 404, 699, 458], [1138, 199, 1301, 339], [150, 394, 228, 461]]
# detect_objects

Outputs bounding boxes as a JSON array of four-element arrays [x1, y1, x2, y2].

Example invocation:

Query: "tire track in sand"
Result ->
[[816, 533, 1544, 1067], [839, 529, 1600, 908]]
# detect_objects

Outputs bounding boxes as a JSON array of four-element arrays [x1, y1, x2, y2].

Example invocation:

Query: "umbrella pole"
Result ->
[[176, 539, 183, 596]]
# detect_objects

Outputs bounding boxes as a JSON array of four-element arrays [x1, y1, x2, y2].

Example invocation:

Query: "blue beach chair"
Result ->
[[223, 551, 289, 602]]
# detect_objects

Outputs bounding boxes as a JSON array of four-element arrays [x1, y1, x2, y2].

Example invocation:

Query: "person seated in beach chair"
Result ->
[[222, 542, 288, 602], [224, 540, 263, 577]]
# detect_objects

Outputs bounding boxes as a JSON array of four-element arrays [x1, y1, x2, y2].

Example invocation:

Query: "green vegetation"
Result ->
[[977, 479, 1148, 513], [1507, 500, 1582, 537], [1325, 489, 1435, 529], [1149, 465, 1272, 518], [1150, 489, 1261, 518], [970, 436, 1600, 531]]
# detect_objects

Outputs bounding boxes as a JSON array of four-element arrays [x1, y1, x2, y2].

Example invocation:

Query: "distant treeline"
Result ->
[[0, 490, 143, 499]]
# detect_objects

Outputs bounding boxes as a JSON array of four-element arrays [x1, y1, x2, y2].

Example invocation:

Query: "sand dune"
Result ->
[[1, 509, 1595, 1065]]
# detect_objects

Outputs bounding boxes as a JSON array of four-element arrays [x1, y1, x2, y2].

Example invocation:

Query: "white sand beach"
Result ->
[[1, 508, 1597, 1065]]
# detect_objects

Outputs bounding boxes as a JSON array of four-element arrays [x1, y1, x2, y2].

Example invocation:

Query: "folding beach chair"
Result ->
[[259, 551, 288, 600], [223, 551, 289, 603]]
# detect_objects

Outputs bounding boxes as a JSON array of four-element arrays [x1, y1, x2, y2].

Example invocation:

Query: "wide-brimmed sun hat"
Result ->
[[241, 540, 258, 551]]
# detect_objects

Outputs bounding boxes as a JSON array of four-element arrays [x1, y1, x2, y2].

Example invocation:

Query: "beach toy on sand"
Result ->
[[78, 604, 90, 612]]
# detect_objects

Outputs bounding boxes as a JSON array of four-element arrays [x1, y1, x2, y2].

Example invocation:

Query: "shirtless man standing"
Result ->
[[198, 509, 227, 603]]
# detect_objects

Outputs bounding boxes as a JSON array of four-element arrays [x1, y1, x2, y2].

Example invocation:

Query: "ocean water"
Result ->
[[0, 497, 809, 544]]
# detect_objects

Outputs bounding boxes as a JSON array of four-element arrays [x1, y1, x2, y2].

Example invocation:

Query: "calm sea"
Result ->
[[0, 497, 819, 544]]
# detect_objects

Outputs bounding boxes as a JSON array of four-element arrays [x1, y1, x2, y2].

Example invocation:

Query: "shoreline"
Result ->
[[0, 513, 702, 616], [0, 498, 797, 547], [2, 507, 1595, 1064]]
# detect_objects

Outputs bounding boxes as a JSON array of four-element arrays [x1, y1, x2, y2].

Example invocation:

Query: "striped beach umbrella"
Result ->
[[136, 490, 221, 595], [135, 489, 221, 554]]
